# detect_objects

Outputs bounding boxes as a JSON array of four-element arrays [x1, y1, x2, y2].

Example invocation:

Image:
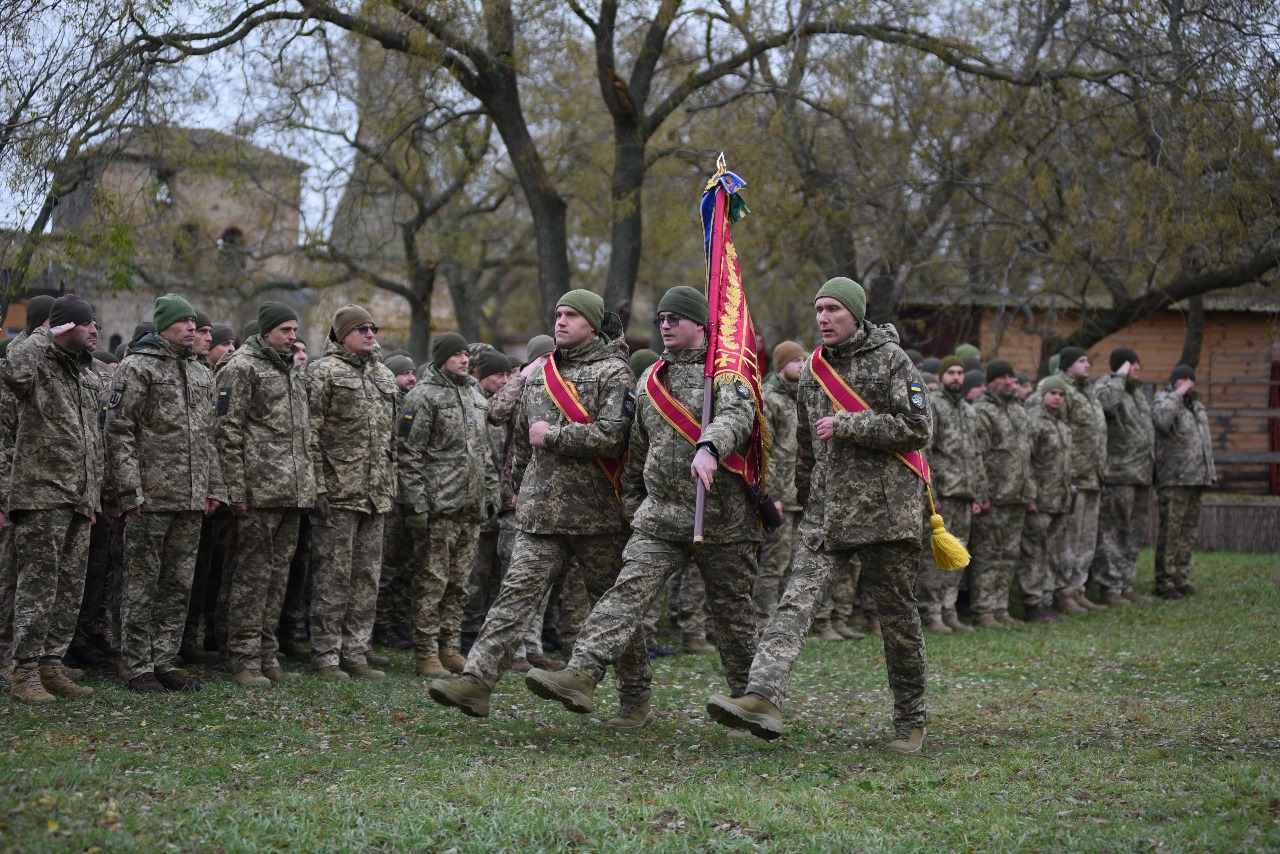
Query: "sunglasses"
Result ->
[[355, 324, 379, 335]]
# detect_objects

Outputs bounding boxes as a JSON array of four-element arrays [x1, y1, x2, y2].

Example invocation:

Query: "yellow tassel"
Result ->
[[930, 513, 971, 571]]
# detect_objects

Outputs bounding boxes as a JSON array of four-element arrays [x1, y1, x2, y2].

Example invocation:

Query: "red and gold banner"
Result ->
[[543, 352, 625, 497]]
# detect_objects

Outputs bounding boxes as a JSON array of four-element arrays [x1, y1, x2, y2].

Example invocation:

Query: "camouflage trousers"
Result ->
[[915, 496, 972, 621], [1060, 488, 1100, 590], [0, 523, 14, 668], [463, 524, 504, 635], [279, 515, 312, 635], [1155, 486, 1204, 592], [753, 510, 799, 629], [119, 510, 203, 679], [746, 538, 926, 728], [1092, 483, 1150, 594], [968, 503, 1026, 619], [667, 560, 707, 642], [310, 509, 385, 669], [813, 554, 860, 627], [411, 515, 478, 654], [225, 509, 301, 675], [464, 531, 649, 704], [77, 513, 117, 651], [374, 514, 415, 635], [184, 512, 229, 652], [568, 532, 759, 699], [9, 509, 92, 665], [554, 563, 592, 652], [1017, 511, 1067, 608]]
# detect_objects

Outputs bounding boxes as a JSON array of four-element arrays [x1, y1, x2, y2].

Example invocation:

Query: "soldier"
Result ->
[[706, 277, 931, 753], [398, 332, 498, 678], [306, 305, 398, 679], [1091, 347, 1155, 605], [916, 355, 986, 634], [106, 294, 222, 692], [518, 285, 761, 726], [207, 324, 236, 368], [192, 311, 213, 363], [428, 293, 650, 725], [753, 341, 807, 631], [962, 370, 986, 402], [968, 360, 1034, 628], [1046, 347, 1108, 615], [1152, 365, 1214, 598], [386, 354, 417, 394], [2, 295, 104, 703], [214, 301, 316, 688], [372, 354, 417, 650], [1018, 376, 1072, 622]]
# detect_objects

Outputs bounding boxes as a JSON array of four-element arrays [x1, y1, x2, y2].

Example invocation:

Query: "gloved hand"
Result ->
[[404, 511, 430, 530], [312, 493, 331, 522]]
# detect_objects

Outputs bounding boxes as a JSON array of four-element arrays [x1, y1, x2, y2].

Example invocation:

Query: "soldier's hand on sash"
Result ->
[[815, 415, 836, 440], [529, 420, 551, 448], [691, 446, 718, 491]]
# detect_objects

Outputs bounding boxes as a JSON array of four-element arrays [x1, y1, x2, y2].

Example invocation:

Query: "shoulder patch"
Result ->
[[734, 380, 751, 399], [256, 370, 280, 379], [908, 381, 926, 411], [399, 411, 415, 437], [624, 388, 636, 418], [217, 388, 229, 416], [108, 390, 123, 409]]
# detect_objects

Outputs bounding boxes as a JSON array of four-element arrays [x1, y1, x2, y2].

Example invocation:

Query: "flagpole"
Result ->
[[693, 380, 712, 545]]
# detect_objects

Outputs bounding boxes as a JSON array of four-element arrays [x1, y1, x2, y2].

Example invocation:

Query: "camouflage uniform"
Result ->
[[1, 329, 104, 667], [1091, 372, 1155, 594], [0, 372, 17, 672], [916, 386, 987, 623], [969, 388, 1033, 620], [461, 338, 647, 702], [1152, 387, 1214, 593], [398, 365, 498, 658], [666, 560, 708, 645], [374, 387, 414, 639], [745, 323, 931, 730], [1037, 372, 1109, 590], [754, 374, 801, 628], [214, 333, 315, 677], [106, 333, 223, 680], [306, 339, 397, 669], [1017, 404, 1072, 609]]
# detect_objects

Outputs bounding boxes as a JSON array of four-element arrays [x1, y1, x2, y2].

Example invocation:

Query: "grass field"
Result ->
[[2, 550, 1278, 851]]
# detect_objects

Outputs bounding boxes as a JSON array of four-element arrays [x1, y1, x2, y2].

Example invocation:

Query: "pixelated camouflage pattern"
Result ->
[[1018, 509, 1068, 607], [410, 514, 478, 651], [1152, 388, 1215, 487], [118, 510, 202, 678], [915, 495, 970, 620], [927, 388, 987, 503], [1026, 403, 1073, 513], [972, 389, 1033, 505], [1063, 373, 1108, 489], [306, 338, 398, 513], [967, 502, 1025, 618], [309, 507, 384, 668], [224, 508, 301, 674], [762, 375, 799, 510], [795, 322, 931, 550], [753, 510, 798, 628], [486, 372, 526, 515], [9, 508, 92, 663], [1091, 483, 1149, 593], [214, 334, 315, 509], [1094, 372, 1155, 486], [1155, 485, 1203, 591]]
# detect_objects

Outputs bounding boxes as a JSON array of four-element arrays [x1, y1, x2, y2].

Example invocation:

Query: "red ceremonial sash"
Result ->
[[809, 346, 931, 484], [644, 361, 755, 484], [542, 352, 625, 497]]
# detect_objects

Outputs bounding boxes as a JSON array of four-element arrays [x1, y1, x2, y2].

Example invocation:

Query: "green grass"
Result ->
[[3, 550, 1278, 851]]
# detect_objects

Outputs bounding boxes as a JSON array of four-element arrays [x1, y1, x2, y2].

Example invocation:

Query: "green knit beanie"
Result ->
[[24, 295, 55, 332], [432, 332, 469, 369], [384, 355, 415, 376], [1040, 375, 1069, 394], [473, 349, 512, 379], [937, 355, 965, 375], [258, 301, 298, 335], [1110, 346, 1139, 372], [955, 343, 982, 360], [556, 289, 605, 332], [629, 348, 660, 377], [656, 286, 708, 327], [814, 277, 866, 322], [153, 293, 197, 332]]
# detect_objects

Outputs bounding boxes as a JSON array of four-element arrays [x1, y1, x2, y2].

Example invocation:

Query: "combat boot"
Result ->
[[11, 663, 55, 704], [1069, 588, 1105, 611], [415, 653, 450, 679], [156, 670, 201, 691], [128, 672, 166, 693], [1122, 589, 1153, 604], [508, 655, 533, 673], [525, 666, 597, 714], [1054, 590, 1088, 616], [230, 669, 272, 689], [315, 665, 351, 681], [1157, 587, 1184, 600], [429, 674, 491, 717], [0, 662, 13, 683], [922, 617, 953, 634], [606, 702, 655, 730], [263, 666, 299, 683], [340, 662, 385, 680], [996, 612, 1021, 627], [1102, 590, 1130, 607], [1176, 582, 1197, 596], [365, 651, 391, 667], [886, 725, 926, 755], [180, 643, 219, 665], [59, 659, 86, 680], [811, 623, 844, 642], [39, 662, 93, 697], [438, 647, 467, 674], [682, 637, 715, 655], [66, 644, 108, 669], [975, 615, 1005, 630], [832, 622, 867, 640], [525, 651, 564, 671], [943, 615, 974, 633], [1023, 606, 1060, 623], [706, 693, 783, 741]]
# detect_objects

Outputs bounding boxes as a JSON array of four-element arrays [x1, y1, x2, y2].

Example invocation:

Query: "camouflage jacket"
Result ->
[[398, 365, 498, 522], [512, 338, 631, 535], [795, 322, 930, 550], [762, 374, 800, 511], [927, 388, 988, 503], [1094, 372, 1155, 485], [1026, 403, 1073, 513], [0, 328, 105, 515], [972, 390, 1033, 505], [487, 372, 525, 515], [105, 333, 223, 512], [628, 345, 758, 544], [306, 338, 398, 514], [1061, 372, 1108, 490], [213, 334, 315, 509], [1152, 387, 1215, 487]]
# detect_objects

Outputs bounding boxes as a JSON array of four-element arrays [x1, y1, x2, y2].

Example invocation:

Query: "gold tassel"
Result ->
[[926, 485, 970, 571]]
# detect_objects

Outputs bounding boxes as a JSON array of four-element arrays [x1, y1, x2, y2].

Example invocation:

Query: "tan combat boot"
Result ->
[[810, 622, 844, 642], [1054, 589, 1088, 616], [1070, 588, 1106, 611], [1122, 589, 1153, 604], [340, 662, 385, 680], [706, 693, 783, 741], [922, 616, 953, 634], [438, 647, 467, 674], [975, 615, 1004, 629], [230, 669, 272, 688], [682, 636, 715, 655], [524, 666, 597, 714], [39, 662, 93, 697], [415, 653, 450, 679], [943, 615, 974, 633], [11, 663, 56, 704], [886, 725, 926, 755], [832, 622, 867, 640], [429, 675, 492, 717], [1102, 590, 1130, 607], [606, 702, 655, 729], [315, 665, 351, 681]]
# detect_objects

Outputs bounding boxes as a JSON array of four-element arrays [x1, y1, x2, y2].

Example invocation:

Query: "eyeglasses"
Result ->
[[652, 314, 685, 328], [355, 324, 379, 335]]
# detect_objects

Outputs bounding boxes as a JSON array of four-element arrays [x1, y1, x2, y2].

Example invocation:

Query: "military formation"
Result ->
[[0, 281, 1217, 756]]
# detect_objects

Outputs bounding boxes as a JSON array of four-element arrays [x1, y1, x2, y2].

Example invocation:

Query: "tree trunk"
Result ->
[[408, 297, 432, 364], [602, 128, 645, 328], [1178, 294, 1205, 369]]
